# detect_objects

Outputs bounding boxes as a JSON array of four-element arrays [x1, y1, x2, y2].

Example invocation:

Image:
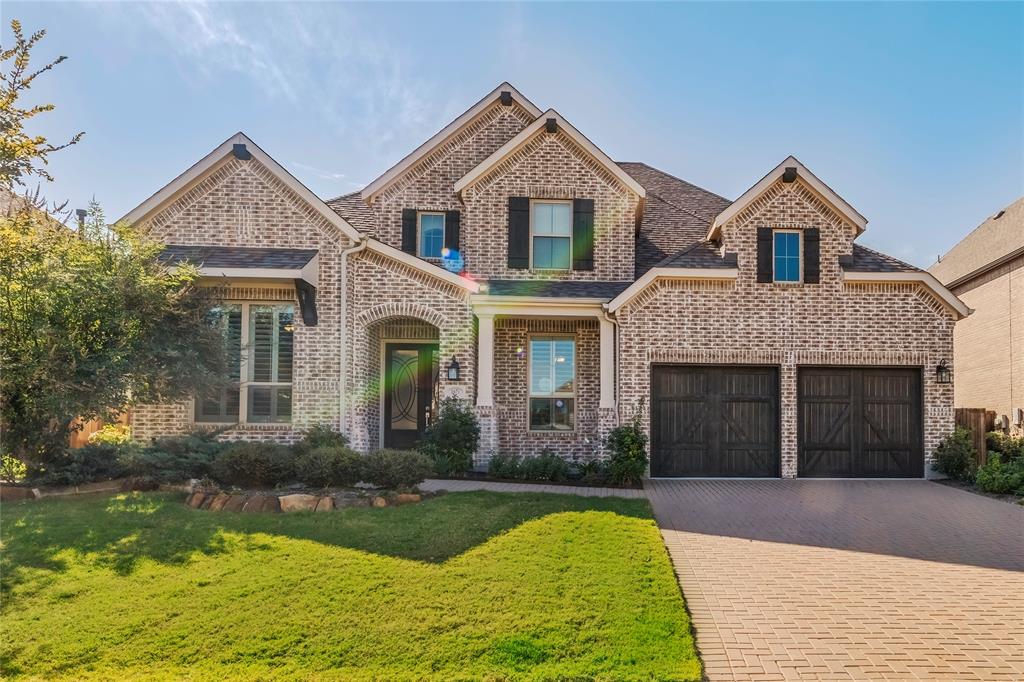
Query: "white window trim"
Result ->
[[529, 199, 573, 271], [527, 334, 577, 433], [417, 211, 446, 260], [772, 229, 803, 284], [195, 300, 295, 426]]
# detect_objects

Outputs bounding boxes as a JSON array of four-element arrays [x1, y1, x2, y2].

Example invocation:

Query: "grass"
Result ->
[[1, 490, 699, 681]]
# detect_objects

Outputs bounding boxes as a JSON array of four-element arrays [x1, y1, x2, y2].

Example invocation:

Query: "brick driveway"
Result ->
[[646, 480, 1024, 681]]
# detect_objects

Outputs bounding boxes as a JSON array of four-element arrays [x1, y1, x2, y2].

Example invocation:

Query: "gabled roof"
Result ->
[[480, 279, 631, 300], [160, 245, 318, 269], [928, 196, 1024, 287], [707, 155, 867, 240], [841, 244, 921, 273], [361, 83, 542, 204], [454, 110, 646, 199], [654, 241, 737, 269], [120, 132, 363, 243]]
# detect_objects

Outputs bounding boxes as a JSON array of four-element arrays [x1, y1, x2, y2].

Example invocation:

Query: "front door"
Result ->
[[383, 343, 439, 449]]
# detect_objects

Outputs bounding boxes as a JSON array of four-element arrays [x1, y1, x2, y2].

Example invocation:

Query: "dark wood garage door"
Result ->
[[798, 368, 923, 478], [651, 366, 780, 477]]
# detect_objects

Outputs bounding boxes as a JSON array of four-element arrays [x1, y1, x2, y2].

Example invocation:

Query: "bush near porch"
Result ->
[[1, 491, 700, 681]]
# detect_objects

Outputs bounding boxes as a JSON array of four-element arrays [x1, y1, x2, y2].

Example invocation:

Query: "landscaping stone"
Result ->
[[208, 493, 232, 512], [187, 492, 206, 509], [263, 496, 281, 513], [315, 496, 333, 512], [0, 486, 37, 502], [199, 494, 215, 510], [372, 496, 388, 508], [241, 495, 264, 513], [222, 495, 246, 512], [394, 493, 421, 505], [279, 494, 319, 512]]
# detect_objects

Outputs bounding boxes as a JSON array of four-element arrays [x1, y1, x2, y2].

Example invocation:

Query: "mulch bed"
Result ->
[[932, 478, 1024, 506], [435, 471, 643, 490]]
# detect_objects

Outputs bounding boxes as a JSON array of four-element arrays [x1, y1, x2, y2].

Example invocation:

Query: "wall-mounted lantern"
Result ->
[[935, 359, 952, 384], [446, 357, 461, 381]]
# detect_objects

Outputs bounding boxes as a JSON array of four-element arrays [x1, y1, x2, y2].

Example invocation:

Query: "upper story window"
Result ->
[[773, 230, 801, 283], [528, 336, 575, 431], [418, 212, 445, 259], [531, 200, 572, 270], [196, 302, 294, 424]]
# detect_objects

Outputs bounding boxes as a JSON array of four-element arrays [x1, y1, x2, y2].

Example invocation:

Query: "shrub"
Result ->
[[933, 427, 977, 481], [488, 453, 522, 479], [974, 454, 1024, 495], [294, 446, 363, 488], [418, 398, 480, 477], [210, 442, 295, 488], [606, 405, 648, 487], [1, 453, 27, 482], [122, 429, 226, 483], [519, 451, 570, 482], [88, 423, 132, 446], [576, 459, 609, 485], [362, 449, 432, 490], [294, 423, 349, 456], [29, 443, 131, 486], [986, 432, 1024, 463]]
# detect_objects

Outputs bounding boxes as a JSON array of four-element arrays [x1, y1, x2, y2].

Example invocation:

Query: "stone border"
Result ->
[[185, 489, 435, 513]]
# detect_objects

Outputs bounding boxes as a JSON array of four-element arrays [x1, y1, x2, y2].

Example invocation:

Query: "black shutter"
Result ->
[[444, 210, 460, 254], [803, 228, 820, 284], [572, 198, 595, 271], [756, 227, 773, 283], [401, 209, 417, 255], [508, 197, 530, 269]]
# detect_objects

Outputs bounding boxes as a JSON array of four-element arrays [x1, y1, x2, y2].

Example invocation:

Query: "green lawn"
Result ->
[[1, 490, 699, 681]]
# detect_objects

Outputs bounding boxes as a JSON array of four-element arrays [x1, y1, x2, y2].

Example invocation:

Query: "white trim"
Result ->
[[471, 299, 608, 319], [476, 314, 495, 407], [605, 267, 740, 313], [361, 83, 542, 204], [120, 132, 363, 243], [599, 316, 615, 410], [529, 199, 573, 271], [772, 229, 803, 284], [471, 294, 610, 306], [416, 211, 446, 259], [364, 238, 481, 292], [453, 109, 647, 199], [841, 270, 972, 319], [526, 334, 577, 434], [707, 156, 868, 241]]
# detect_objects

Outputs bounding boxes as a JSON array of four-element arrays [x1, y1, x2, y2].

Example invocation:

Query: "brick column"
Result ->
[[780, 353, 798, 478]]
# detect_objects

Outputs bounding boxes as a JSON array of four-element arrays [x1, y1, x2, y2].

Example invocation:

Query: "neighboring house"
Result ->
[[929, 197, 1024, 433], [123, 83, 969, 478]]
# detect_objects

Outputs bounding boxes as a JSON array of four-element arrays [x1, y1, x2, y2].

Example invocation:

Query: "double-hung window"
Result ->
[[418, 212, 445, 259], [528, 337, 575, 431], [196, 302, 294, 424], [531, 201, 572, 270], [773, 230, 801, 283]]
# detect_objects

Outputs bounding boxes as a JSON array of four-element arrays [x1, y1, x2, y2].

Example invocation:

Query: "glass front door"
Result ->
[[383, 343, 439, 449]]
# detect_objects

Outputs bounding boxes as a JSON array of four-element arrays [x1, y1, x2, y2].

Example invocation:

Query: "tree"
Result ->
[[0, 202, 231, 471], [1, 19, 83, 190]]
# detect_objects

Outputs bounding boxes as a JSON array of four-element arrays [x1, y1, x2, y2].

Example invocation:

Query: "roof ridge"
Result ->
[[617, 161, 729, 225]]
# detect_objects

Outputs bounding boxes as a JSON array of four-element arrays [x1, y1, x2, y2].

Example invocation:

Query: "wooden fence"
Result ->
[[954, 408, 995, 465], [68, 412, 131, 449]]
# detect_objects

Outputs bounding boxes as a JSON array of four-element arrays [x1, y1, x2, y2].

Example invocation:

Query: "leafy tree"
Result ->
[[0, 202, 231, 473], [1, 19, 83, 189]]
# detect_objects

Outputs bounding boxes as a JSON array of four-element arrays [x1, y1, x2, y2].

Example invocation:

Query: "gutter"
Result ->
[[339, 236, 370, 437]]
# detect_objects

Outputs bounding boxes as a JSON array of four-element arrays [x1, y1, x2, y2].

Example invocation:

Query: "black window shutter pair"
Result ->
[[507, 197, 594, 270], [755, 227, 820, 284], [401, 208, 460, 256]]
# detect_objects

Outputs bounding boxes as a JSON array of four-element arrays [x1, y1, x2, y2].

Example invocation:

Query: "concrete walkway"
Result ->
[[424, 477, 1024, 681]]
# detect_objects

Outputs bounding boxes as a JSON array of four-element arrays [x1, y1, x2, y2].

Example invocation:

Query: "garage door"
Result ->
[[651, 366, 780, 477], [798, 368, 923, 478]]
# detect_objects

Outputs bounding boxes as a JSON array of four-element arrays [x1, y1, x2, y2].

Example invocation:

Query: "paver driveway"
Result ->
[[646, 480, 1024, 681]]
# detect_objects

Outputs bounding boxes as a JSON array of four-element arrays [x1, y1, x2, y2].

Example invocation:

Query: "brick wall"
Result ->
[[617, 179, 957, 477]]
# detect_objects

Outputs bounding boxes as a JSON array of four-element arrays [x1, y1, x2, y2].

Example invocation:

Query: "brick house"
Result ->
[[124, 83, 969, 478], [929, 197, 1023, 434]]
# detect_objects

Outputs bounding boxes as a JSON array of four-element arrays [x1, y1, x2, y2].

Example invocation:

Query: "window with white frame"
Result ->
[[528, 337, 575, 431], [196, 302, 294, 424], [418, 212, 445, 259], [773, 230, 801, 282], [531, 201, 572, 270]]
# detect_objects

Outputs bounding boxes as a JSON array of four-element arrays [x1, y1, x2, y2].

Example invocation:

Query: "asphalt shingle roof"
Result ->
[[326, 191, 378, 236], [481, 279, 631, 299], [654, 241, 738, 269], [161, 245, 318, 269], [840, 244, 921, 273]]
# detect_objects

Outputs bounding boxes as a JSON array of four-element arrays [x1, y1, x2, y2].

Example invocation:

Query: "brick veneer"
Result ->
[[616, 179, 956, 477]]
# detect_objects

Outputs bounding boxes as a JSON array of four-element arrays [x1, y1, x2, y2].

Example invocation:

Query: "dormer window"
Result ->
[[418, 212, 445, 259], [531, 200, 572, 270], [773, 230, 801, 283]]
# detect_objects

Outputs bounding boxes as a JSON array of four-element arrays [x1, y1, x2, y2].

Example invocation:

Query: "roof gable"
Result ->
[[454, 110, 646, 199], [360, 83, 542, 204], [120, 132, 362, 243], [708, 156, 867, 240]]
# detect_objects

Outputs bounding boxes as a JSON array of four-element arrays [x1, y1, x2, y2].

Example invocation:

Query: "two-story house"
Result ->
[[124, 83, 969, 478]]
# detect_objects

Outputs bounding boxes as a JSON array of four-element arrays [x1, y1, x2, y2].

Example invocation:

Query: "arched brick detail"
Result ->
[[356, 303, 449, 330]]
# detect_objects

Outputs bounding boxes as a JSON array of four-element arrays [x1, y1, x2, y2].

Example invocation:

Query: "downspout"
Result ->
[[339, 236, 370, 438], [600, 304, 619, 423]]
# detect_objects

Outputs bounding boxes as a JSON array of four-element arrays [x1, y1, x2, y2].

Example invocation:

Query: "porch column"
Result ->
[[476, 313, 495, 407], [599, 316, 615, 409]]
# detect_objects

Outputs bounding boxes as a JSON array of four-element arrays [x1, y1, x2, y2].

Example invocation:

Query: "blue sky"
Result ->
[[7, 1, 1022, 266]]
